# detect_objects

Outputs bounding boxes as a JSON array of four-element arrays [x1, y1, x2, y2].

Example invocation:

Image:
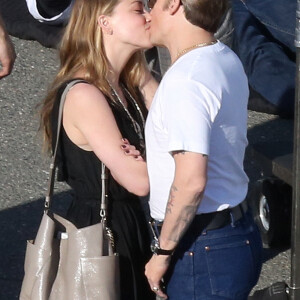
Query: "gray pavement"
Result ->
[[0, 36, 292, 299]]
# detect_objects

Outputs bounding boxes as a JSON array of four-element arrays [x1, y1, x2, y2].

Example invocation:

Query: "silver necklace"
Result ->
[[107, 81, 145, 142]]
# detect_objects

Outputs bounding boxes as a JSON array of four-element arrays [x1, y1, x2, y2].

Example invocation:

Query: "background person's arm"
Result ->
[[0, 13, 16, 78]]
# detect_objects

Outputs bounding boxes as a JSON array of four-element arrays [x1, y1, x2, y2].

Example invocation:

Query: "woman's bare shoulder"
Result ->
[[67, 82, 105, 101], [64, 81, 111, 111]]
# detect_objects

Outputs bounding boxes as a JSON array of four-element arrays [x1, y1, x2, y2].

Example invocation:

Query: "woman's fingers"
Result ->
[[121, 138, 144, 160], [121, 138, 129, 144]]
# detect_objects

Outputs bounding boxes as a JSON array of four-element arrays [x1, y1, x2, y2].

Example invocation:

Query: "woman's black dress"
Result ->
[[51, 80, 154, 300]]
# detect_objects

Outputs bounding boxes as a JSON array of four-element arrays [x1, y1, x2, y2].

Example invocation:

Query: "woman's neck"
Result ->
[[103, 38, 137, 86]]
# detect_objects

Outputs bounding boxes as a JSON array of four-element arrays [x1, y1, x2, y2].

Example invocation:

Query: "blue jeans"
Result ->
[[231, 0, 296, 116], [164, 211, 262, 300]]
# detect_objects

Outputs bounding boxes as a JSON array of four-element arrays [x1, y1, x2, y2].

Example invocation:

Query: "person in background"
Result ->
[[143, 0, 262, 299], [25, 0, 73, 25], [39, 0, 157, 299], [0, 12, 16, 78], [231, 0, 296, 118]]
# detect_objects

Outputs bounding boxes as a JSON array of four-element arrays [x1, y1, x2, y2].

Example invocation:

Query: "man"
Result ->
[[144, 0, 263, 299], [146, 6, 234, 81], [0, 13, 15, 78]]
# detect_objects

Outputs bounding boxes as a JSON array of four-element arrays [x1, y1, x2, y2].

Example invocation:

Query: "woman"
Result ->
[[40, 0, 157, 299]]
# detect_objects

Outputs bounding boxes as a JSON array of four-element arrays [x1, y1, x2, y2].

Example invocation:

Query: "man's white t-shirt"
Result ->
[[145, 41, 249, 221]]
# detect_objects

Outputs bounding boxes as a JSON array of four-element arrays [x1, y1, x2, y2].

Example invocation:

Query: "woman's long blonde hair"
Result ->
[[40, 0, 147, 152]]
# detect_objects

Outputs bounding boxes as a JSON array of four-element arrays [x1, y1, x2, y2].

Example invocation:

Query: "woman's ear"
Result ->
[[98, 15, 113, 35], [168, 0, 181, 15]]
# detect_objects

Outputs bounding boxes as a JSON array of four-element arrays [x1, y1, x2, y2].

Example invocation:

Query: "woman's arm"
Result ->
[[63, 82, 149, 196]]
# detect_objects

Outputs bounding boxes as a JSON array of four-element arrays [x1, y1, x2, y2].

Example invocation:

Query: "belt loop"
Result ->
[[230, 212, 236, 227], [240, 203, 245, 218], [239, 200, 247, 220]]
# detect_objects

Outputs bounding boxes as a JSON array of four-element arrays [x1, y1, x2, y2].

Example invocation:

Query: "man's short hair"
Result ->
[[181, 0, 229, 33]]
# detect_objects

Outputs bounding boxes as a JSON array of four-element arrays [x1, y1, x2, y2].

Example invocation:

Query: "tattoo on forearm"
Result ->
[[167, 192, 202, 243], [166, 185, 178, 214], [168, 204, 198, 242]]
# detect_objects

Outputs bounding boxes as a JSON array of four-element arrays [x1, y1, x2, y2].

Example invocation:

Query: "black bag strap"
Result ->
[[44, 80, 109, 220]]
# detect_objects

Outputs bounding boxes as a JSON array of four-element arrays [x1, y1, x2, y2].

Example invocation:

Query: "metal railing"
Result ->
[[289, 1, 300, 298]]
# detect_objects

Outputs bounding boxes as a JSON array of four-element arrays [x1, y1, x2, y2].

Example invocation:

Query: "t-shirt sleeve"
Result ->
[[163, 79, 221, 155]]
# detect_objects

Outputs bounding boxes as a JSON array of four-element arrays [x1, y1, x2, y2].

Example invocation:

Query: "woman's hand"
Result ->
[[121, 138, 144, 161]]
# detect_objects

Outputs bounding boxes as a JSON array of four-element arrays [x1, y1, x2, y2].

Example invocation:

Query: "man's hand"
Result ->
[[0, 17, 16, 78], [145, 254, 171, 299]]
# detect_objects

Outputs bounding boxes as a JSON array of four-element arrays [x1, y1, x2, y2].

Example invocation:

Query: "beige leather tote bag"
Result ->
[[20, 80, 120, 300]]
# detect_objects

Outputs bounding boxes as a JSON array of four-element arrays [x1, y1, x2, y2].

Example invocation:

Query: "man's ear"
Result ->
[[168, 0, 181, 15], [97, 15, 113, 35]]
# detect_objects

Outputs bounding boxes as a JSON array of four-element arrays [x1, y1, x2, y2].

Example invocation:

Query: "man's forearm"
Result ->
[[159, 183, 204, 251], [158, 151, 207, 251]]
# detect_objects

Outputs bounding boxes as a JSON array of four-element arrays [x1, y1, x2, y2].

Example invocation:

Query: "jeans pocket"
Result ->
[[166, 251, 195, 299], [204, 237, 256, 299]]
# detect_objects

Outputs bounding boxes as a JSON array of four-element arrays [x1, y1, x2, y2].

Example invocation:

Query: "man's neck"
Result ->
[[165, 26, 215, 64]]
